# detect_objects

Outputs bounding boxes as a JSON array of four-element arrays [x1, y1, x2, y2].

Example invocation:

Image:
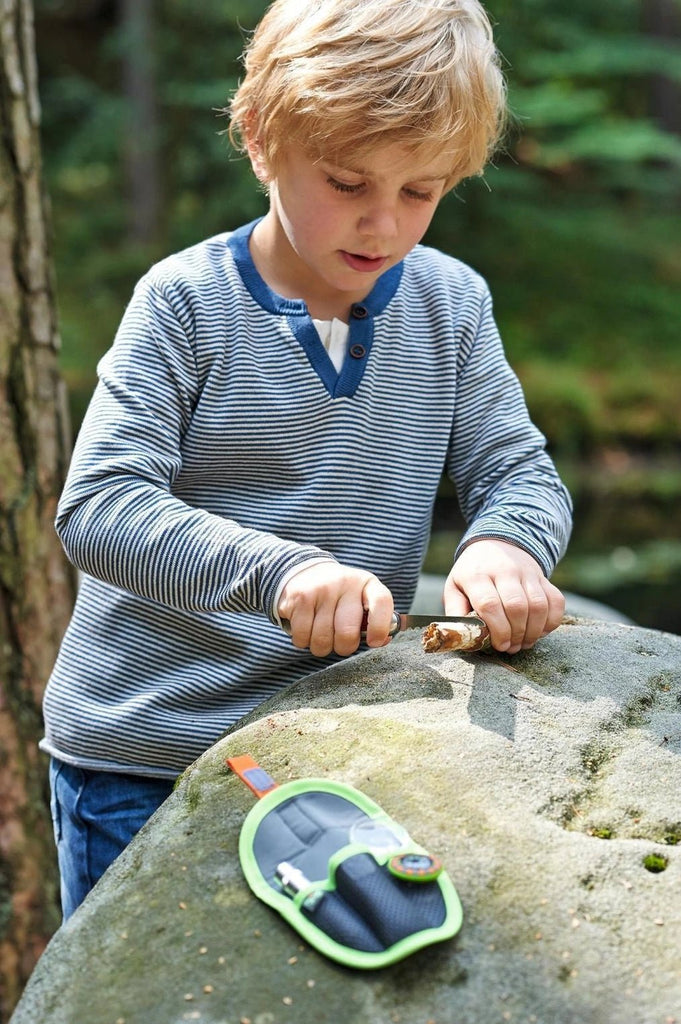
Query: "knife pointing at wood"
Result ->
[[281, 611, 491, 652]]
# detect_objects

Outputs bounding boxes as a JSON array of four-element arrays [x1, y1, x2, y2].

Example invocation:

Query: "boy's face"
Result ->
[[250, 140, 453, 318]]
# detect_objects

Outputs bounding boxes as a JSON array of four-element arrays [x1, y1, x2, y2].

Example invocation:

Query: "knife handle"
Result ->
[[280, 610, 401, 638], [361, 610, 402, 636]]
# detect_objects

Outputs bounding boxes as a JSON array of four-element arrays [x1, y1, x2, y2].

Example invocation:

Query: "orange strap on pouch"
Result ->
[[227, 754, 279, 799]]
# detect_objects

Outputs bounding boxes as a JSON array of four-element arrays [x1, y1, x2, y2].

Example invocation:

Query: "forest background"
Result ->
[[34, 0, 681, 633]]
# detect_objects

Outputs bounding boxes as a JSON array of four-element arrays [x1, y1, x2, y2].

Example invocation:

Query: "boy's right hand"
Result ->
[[277, 563, 394, 658]]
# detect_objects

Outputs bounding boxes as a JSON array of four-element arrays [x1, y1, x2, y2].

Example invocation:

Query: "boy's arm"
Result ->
[[444, 285, 572, 651], [54, 276, 336, 621]]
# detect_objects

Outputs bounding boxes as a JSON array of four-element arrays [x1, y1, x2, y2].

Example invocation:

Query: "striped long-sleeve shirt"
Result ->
[[40, 220, 572, 777]]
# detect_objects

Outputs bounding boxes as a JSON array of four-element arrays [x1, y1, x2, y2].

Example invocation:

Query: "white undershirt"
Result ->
[[312, 317, 350, 373]]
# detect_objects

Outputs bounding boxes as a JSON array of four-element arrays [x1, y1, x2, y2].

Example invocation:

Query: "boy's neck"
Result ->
[[249, 215, 363, 323]]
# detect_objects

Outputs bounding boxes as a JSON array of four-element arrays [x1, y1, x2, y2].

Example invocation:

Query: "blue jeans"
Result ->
[[49, 757, 175, 921]]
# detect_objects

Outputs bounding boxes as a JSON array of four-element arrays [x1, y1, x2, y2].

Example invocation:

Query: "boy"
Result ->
[[43, 0, 572, 919]]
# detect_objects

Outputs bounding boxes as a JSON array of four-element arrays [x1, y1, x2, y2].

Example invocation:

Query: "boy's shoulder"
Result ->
[[141, 231, 236, 294], [404, 243, 489, 300]]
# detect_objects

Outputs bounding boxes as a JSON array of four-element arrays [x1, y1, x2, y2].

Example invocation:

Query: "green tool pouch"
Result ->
[[231, 765, 463, 970]]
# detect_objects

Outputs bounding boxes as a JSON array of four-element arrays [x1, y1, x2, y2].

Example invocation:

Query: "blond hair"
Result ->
[[228, 0, 506, 187]]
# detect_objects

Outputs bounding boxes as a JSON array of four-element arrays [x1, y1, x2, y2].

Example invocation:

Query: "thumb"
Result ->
[[443, 579, 473, 617]]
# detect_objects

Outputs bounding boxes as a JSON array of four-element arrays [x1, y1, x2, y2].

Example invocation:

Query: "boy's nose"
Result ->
[[357, 203, 399, 241]]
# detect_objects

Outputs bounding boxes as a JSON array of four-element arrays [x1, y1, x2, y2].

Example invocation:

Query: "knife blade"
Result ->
[[280, 611, 486, 638], [387, 612, 486, 637]]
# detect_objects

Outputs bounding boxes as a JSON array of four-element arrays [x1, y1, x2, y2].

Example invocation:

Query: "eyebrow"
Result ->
[[325, 162, 449, 182]]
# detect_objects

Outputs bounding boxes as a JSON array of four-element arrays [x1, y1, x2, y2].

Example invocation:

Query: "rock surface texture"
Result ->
[[11, 618, 681, 1024]]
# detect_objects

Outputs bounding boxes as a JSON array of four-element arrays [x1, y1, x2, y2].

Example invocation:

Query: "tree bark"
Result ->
[[121, 0, 161, 244], [0, 0, 77, 1018], [643, 0, 681, 135]]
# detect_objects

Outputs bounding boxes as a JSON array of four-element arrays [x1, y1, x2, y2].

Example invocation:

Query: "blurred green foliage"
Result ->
[[35, 0, 681, 445]]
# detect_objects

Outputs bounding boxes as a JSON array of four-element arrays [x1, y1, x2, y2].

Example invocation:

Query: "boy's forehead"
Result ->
[[316, 142, 455, 181]]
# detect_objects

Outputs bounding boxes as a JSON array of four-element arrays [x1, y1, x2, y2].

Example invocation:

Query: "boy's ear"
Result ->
[[244, 112, 271, 184]]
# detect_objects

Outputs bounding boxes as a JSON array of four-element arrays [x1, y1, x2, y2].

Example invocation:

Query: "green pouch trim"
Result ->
[[237, 778, 463, 969]]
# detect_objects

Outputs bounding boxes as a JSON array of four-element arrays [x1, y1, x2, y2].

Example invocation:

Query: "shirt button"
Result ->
[[349, 344, 366, 359], [351, 304, 368, 319]]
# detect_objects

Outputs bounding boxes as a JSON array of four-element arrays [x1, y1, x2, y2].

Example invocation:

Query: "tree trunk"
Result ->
[[121, 0, 161, 244], [643, 0, 681, 135], [0, 1, 77, 1018]]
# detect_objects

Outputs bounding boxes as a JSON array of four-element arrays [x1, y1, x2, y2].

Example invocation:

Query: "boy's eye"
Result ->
[[326, 176, 364, 194], [403, 187, 435, 202], [326, 175, 435, 203]]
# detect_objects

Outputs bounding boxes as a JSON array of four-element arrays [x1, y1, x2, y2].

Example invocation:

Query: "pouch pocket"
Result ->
[[301, 851, 447, 951], [302, 888, 385, 952]]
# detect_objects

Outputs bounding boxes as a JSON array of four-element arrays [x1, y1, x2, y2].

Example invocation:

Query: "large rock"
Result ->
[[11, 618, 681, 1024]]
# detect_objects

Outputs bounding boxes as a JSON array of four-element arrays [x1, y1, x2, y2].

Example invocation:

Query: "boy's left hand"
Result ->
[[443, 539, 565, 654]]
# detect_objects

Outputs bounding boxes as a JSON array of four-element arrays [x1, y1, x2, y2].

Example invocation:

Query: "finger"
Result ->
[[361, 577, 394, 648], [443, 578, 473, 617], [460, 578, 514, 652], [518, 582, 550, 649], [541, 581, 566, 636], [288, 617, 314, 650], [491, 578, 530, 653], [307, 605, 336, 658], [279, 596, 315, 650], [332, 592, 365, 657]]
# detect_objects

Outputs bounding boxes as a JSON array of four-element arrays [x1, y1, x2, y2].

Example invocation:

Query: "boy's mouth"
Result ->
[[340, 251, 388, 273]]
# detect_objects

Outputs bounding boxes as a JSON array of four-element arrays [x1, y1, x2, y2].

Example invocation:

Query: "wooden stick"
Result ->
[[421, 619, 491, 653]]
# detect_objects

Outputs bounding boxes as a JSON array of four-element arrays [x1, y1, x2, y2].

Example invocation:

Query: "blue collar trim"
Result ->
[[226, 219, 403, 318], [226, 220, 403, 398]]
